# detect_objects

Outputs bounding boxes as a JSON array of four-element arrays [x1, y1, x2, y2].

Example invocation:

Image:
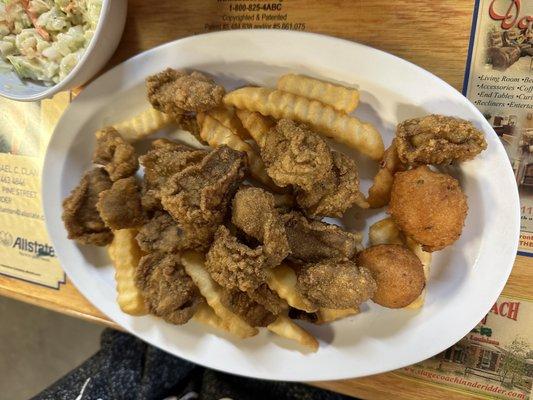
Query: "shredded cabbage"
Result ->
[[0, 0, 102, 84]]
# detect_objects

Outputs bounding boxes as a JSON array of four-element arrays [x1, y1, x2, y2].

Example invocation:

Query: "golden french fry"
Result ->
[[235, 109, 274, 148], [368, 217, 404, 246], [267, 316, 319, 353], [193, 302, 237, 336], [367, 140, 406, 208], [224, 87, 384, 160], [199, 114, 281, 191], [316, 307, 359, 324], [277, 73, 359, 113], [180, 251, 258, 338], [266, 264, 318, 313], [208, 106, 250, 139], [108, 229, 148, 316], [403, 237, 431, 309], [368, 218, 431, 309], [112, 108, 175, 142]]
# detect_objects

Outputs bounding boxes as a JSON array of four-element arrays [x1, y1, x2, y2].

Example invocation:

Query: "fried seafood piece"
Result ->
[[396, 114, 487, 165], [260, 119, 333, 192], [296, 151, 368, 217], [389, 166, 468, 252], [136, 212, 193, 253], [161, 146, 247, 250], [139, 139, 207, 210], [282, 211, 360, 263], [135, 252, 204, 325], [296, 260, 376, 309], [62, 168, 113, 246], [146, 68, 225, 116], [357, 244, 425, 308], [93, 127, 138, 181], [96, 176, 144, 230], [248, 283, 288, 315], [220, 288, 277, 327], [205, 226, 270, 292], [259, 119, 366, 217], [231, 187, 289, 265]]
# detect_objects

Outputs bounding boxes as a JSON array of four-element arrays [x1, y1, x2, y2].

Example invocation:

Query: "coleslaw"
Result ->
[[0, 0, 102, 84]]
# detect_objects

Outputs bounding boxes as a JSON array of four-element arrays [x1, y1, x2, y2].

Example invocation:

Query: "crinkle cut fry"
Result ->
[[199, 114, 281, 191], [235, 109, 274, 148], [266, 264, 318, 313], [224, 87, 384, 160], [180, 251, 258, 338], [367, 139, 405, 208], [267, 316, 319, 353], [208, 106, 251, 139], [277, 73, 359, 113], [112, 108, 176, 142], [108, 228, 148, 316]]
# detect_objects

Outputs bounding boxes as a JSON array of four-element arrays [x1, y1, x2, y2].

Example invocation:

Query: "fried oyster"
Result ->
[[396, 114, 487, 166]]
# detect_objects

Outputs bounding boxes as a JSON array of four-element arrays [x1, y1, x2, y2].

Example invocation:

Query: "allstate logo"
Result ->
[[0, 231, 13, 247]]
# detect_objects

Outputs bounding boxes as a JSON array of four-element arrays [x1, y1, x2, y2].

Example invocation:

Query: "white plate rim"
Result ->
[[42, 30, 520, 381]]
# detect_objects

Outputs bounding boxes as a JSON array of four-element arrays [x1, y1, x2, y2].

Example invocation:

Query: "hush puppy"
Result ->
[[389, 166, 467, 251], [357, 244, 425, 308]]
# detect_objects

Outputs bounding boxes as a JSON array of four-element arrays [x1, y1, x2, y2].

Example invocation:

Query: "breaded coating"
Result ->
[[389, 166, 468, 252], [62, 168, 113, 246], [136, 212, 191, 253], [396, 115, 487, 165], [135, 252, 203, 325], [220, 288, 276, 327], [247, 283, 288, 315], [260, 119, 333, 192], [231, 187, 289, 265], [296, 151, 368, 217], [161, 146, 247, 251], [146, 68, 225, 115], [96, 177, 144, 230], [93, 127, 138, 181], [139, 139, 207, 210], [296, 260, 376, 309], [205, 226, 270, 292], [357, 244, 425, 308], [282, 211, 360, 263]]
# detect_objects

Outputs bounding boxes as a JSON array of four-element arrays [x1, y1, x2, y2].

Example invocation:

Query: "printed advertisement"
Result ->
[[463, 0, 533, 255], [0, 94, 69, 288], [398, 295, 533, 400]]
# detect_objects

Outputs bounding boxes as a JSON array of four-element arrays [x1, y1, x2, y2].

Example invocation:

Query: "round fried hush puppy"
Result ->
[[357, 245, 425, 308], [296, 260, 376, 309], [389, 166, 467, 252]]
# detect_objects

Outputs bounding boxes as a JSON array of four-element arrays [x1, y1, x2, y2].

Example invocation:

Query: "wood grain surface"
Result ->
[[0, 1, 530, 399]]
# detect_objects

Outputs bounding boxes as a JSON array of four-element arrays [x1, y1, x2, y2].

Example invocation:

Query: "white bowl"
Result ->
[[0, 0, 127, 102]]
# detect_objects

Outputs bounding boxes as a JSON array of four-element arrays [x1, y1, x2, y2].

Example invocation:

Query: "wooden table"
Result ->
[[1, 1, 531, 399]]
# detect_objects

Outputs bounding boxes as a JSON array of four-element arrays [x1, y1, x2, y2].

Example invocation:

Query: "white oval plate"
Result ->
[[42, 30, 519, 381]]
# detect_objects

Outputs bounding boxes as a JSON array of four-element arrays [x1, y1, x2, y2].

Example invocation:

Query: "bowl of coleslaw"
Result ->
[[0, 0, 126, 101]]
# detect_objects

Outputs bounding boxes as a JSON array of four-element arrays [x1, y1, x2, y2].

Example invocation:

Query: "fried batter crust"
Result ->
[[135, 252, 203, 325], [389, 166, 468, 251], [205, 226, 270, 292], [231, 187, 289, 265], [97, 176, 145, 230], [296, 260, 376, 309], [93, 127, 138, 181], [396, 115, 487, 165], [282, 211, 360, 263], [161, 146, 247, 251], [146, 69, 225, 115], [62, 168, 113, 246]]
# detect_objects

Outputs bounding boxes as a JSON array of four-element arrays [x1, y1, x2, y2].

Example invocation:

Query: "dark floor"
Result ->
[[0, 295, 103, 399]]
